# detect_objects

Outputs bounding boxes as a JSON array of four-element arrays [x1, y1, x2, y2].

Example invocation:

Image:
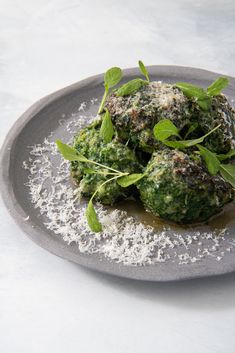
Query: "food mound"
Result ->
[[71, 120, 142, 205], [106, 82, 235, 154], [137, 149, 234, 223], [57, 62, 235, 232]]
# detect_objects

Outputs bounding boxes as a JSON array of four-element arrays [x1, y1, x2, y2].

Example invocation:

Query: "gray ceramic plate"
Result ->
[[1, 65, 235, 281]]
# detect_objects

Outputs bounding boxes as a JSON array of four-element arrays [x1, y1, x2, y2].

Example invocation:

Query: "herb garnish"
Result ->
[[184, 123, 198, 139], [175, 77, 228, 111], [116, 78, 148, 97], [153, 119, 182, 141], [86, 200, 102, 232], [138, 60, 150, 82], [56, 140, 144, 232], [56, 140, 90, 163], [57, 140, 121, 174], [99, 109, 114, 143], [153, 119, 220, 149], [117, 173, 145, 187], [116, 60, 150, 97], [98, 67, 122, 114], [219, 164, 235, 188], [207, 77, 229, 97], [153, 119, 235, 187], [217, 149, 235, 161], [196, 145, 220, 175]]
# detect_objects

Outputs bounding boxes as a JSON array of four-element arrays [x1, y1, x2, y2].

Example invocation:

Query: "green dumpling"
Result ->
[[137, 149, 234, 223], [105, 81, 191, 153], [105, 82, 235, 154], [71, 120, 142, 205]]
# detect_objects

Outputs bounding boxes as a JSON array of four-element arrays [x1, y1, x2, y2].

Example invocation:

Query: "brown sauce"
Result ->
[[115, 199, 235, 232]]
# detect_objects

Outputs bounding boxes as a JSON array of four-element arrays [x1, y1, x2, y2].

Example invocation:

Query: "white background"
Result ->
[[1, 1, 235, 352]]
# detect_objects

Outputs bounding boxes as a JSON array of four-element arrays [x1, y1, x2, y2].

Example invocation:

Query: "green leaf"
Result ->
[[175, 82, 208, 100], [56, 140, 88, 162], [99, 109, 114, 143], [117, 173, 145, 187], [197, 144, 220, 175], [217, 149, 235, 161], [207, 77, 229, 97], [162, 124, 221, 149], [163, 140, 194, 149], [220, 164, 235, 188], [138, 60, 149, 82], [86, 200, 102, 232], [104, 67, 122, 90], [197, 97, 212, 111], [83, 168, 111, 176], [153, 119, 181, 141], [184, 123, 198, 139], [83, 167, 97, 174], [116, 78, 148, 96], [98, 67, 122, 114], [174, 80, 229, 111]]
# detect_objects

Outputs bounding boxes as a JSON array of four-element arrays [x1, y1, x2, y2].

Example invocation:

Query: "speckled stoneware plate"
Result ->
[[1, 66, 235, 281]]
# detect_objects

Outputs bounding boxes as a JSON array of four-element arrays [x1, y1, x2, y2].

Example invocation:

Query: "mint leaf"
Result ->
[[217, 149, 235, 161], [207, 77, 229, 97], [138, 60, 149, 82], [56, 140, 88, 162], [117, 173, 145, 187], [153, 119, 181, 141], [100, 109, 114, 143], [104, 67, 122, 90], [197, 144, 220, 175], [86, 200, 102, 233], [220, 164, 235, 188], [116, 78, 148, 96], [161, 124, 220, 149]]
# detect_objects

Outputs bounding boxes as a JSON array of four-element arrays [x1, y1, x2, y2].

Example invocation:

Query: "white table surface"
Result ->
[[1, 1, 235, 352]]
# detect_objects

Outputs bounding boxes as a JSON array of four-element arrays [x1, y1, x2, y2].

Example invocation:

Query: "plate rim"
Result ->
[[1, 65, 235, 282]]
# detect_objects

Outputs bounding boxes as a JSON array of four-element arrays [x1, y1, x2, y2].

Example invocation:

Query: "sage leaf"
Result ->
[[117, 173, 145, 187], [138, 60, 149, 81], [220, 164, 235, 188], [116, 78, 148, 96], [100, 109, 114, 143], [153, 119, 181, 141], [197, 144, 220, 175], [217, 149, 235, 161], [56, 140, 88, 162], [86, 200, 102, 232], [104, 67, 122, 90], [207, 77, 229, 97]]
